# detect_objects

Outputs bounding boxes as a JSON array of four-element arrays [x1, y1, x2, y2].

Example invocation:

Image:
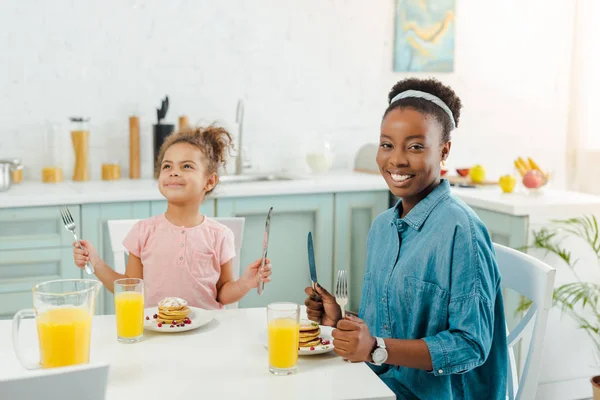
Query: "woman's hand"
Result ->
[[332, 314, 376, 362], [303, 284, 342, 327]]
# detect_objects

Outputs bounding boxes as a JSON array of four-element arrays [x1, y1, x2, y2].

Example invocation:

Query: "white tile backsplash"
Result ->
[[0, 0, 575, 187]]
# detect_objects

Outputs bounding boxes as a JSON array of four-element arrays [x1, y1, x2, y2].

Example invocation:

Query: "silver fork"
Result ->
[[60, 206, 95, 275], [335, 269, 348, 319]]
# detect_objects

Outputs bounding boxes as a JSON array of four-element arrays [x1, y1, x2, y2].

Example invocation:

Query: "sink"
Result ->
[[219, 174, 295, 184]]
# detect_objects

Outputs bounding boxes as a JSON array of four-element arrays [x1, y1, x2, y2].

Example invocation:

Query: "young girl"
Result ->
[[305, 78, 508, 399], [73, 125, 272, 309]]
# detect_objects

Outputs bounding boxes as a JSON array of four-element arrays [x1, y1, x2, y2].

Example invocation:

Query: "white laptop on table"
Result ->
[[0, 363, 109, 400]]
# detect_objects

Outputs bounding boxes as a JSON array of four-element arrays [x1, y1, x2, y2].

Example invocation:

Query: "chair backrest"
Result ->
[[494, 243, 556, 400], [0, 363, 109, 399], [107, 217, 245, 309]]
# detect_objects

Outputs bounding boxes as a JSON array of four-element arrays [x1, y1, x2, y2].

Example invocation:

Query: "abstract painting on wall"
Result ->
[[393, 0, 456, 72]]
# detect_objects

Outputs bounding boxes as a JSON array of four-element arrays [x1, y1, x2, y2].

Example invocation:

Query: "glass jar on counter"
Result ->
[[101, 160, 121, 181], [9, 158, 23, 184], [41, 122, 64, 183], [70, 117, 90, 182], [306, 139, 334, 174]]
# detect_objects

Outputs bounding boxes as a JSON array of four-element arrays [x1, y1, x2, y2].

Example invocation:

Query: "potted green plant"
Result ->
[[518, 216, 600, 398]]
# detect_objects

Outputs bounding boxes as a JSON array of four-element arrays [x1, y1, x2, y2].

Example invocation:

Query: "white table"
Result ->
[[1, 308, 395, 400]]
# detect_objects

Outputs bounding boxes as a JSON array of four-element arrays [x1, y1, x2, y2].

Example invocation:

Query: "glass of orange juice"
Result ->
[[12, 279, 101, 369], [114, 278, 144, 343], [267, 302, 300, 375]]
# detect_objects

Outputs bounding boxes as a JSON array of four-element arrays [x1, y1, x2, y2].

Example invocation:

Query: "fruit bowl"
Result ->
[[514, 156, 551, 194], [522, 170, 551, 194]]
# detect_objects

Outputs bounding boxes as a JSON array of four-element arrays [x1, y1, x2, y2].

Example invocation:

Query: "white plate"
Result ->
[[143, 306, 213, 333], [260, 325, 335, 355]]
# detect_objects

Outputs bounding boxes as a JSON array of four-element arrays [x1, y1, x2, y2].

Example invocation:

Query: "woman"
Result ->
[[305, 78, 508, 399]]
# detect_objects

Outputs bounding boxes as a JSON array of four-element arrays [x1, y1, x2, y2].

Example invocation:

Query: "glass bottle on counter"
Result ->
[[70, 117, 90, 181]]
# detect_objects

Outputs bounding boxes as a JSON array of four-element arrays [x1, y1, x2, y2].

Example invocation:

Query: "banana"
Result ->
[[528, 157, 542, 172], [528, 157, 549, 179], [514, 159, 527, 177], [517, 157, 531, 170]]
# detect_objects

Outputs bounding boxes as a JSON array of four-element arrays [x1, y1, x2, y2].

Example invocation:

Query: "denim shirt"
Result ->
[[359, 180, 508, 399]]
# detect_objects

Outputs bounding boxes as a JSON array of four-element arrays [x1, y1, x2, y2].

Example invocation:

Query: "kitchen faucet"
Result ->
[[235, 99, 244, 175]]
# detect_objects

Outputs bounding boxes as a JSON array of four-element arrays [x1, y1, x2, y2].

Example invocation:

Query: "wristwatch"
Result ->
[[371, 337, 388, 366]]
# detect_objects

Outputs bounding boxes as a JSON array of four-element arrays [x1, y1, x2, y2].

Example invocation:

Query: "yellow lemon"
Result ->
[[499, 174, 517, 193], [469, 165, 486, 184]]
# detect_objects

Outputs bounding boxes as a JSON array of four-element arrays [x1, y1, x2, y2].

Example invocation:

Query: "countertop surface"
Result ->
[[2, 171, 600, 218], [0, 171, 389, 208]]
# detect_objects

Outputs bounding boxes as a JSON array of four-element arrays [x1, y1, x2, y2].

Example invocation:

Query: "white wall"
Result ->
[[568, 0, 600, 194], [0, 0, 574, 186]]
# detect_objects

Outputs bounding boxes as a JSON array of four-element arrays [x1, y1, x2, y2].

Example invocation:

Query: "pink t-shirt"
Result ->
[[122, 214, 235, 309]]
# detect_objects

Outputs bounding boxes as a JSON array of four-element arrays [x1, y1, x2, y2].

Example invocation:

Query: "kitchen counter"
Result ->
[[0, 171, 390, 208], [2, 172, 600, 219], [451, 185, 600, 219]]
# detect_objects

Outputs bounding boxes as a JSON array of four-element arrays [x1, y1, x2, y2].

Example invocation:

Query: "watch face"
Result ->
[[373, 348, 387, 364]]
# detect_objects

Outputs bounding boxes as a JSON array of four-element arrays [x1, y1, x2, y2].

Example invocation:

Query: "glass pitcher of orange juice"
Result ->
[[12, 279, 101, 369]]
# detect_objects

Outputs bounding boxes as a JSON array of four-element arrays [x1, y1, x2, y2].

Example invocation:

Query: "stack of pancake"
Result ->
[[157, 297, 190, 324], [299, 321, 321, 348]]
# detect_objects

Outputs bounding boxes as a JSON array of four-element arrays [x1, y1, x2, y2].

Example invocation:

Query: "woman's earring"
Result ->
[[440, 159, 446, 167]]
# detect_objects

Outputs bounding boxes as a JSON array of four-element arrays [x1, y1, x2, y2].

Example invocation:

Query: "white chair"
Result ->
[[107, 217, 245, 309], [494, 243, 556, 400]]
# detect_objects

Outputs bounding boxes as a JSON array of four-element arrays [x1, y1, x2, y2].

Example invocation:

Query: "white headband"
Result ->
[[389, 89, 456, 129]]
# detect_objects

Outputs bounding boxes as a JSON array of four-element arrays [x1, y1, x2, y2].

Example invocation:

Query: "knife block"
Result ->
[[153, 123, 174, 175]]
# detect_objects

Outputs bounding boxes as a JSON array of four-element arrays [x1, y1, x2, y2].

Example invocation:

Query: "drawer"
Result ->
[[0, 291, 32, 319], [0, 247, 82, 318], [0, 206, 81, 250], [0, 247, 81, 282]]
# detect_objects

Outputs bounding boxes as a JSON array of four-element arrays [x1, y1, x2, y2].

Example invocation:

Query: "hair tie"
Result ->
[[390, 89, 456, 129]]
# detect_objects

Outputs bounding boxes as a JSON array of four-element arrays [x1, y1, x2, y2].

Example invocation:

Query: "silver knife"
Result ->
[[307, 232, 318, 290], [257, 207, 273, 295]]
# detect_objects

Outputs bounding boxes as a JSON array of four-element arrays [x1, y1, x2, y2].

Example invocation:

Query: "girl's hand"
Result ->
[[72, 240, 100, 270], [240, 258, 272, 290], [332, 314, 376, 362]]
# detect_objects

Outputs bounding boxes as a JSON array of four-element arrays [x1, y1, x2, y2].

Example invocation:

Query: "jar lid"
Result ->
[[69, 117, 91, 122], [0, 158, 21, 165]]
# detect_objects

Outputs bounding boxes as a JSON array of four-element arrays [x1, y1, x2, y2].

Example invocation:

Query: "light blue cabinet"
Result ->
[[217, 194, 335, 308], [0, 205, 83, 319], [0, 205, 81, 251], [0, 247, 80, 319], [334, 192, 389, 312], [150, 199, 215, 217], [0, 191, 390, 317], [471, 207, 528, 250]]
